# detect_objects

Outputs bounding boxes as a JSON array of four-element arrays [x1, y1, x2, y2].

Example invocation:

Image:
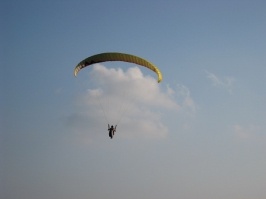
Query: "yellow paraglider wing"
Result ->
[[74, 52, 162, 83]]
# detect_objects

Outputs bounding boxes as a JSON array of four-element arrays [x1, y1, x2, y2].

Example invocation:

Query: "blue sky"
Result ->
[[1, 0, 266, 199]]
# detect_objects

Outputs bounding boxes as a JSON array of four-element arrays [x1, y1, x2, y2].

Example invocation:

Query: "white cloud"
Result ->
[[67, 64, 196, 141], [233, 124, 263, 140], [205, 71, 236, 93], [233, 124, 253, 139], [176, 84, 196, 115], [88, 64, 179, 109]]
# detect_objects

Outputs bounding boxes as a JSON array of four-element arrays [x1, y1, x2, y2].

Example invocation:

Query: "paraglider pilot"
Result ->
[[108, 124, 117, 139]]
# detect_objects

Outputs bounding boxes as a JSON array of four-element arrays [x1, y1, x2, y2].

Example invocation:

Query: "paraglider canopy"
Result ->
[[74, 52, 162, 83]]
